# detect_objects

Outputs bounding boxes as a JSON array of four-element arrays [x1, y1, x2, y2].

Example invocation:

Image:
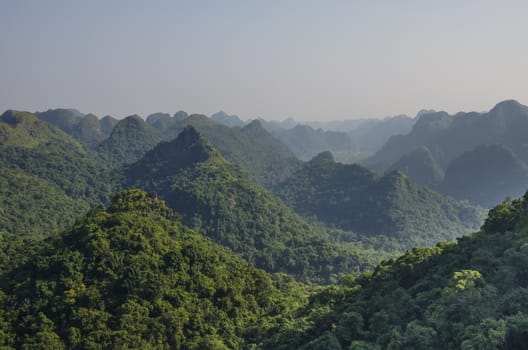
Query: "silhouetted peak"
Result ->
[[122, 114, 144, 123], [80, 113, 99, 123], [211, 111, 245, 127], [490, 99, 525, 115], [113, 115, 148, 131], [292, 124, 313, 133], [185, 114, 212, 124], [310, 151, 335, 163], [176, 126, 202, 146], [413, 111, 452, 133], [242, 119, 265, 131], [0, 110, 21, 125], [173, 110, 188, 121], [212, 110, 229, 118], [146, 112, 171, 124]]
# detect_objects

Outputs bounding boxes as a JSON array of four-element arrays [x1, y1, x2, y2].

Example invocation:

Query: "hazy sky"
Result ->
[[2, 0, 528, 121]]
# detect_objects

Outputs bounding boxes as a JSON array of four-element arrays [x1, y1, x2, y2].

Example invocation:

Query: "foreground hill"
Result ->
[[0, 110, 112, 235], [265, 193, 528, 349], [0, 190, 304, 349], [125, 127, 378, 283], [274, 151, 484, 248]]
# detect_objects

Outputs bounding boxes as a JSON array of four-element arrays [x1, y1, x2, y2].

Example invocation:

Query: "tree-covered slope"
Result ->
[[97, 115, 162, 167], [0, 110, 114, 235], [275, 151, 484, 247], [125, 127, 372, 283], [265, 193, 528, 349], [35, 108, 82, 135], [0, 168, 89, 237], [0, 189, 305, 349], [388, 146, 444, 188], [162, 115, 301, 188], [36, 109, 118, 148], [441, 144, 528, 207]]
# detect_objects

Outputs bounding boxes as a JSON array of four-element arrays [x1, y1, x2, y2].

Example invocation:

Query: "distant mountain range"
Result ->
[[369, 100, 528, 207]]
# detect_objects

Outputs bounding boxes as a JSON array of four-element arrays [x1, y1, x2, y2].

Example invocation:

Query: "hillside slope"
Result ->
[[275, 151, 484, 247], [0, 190, 305, 349], [125, 127, 377, 283], [265, 193, 528, 349], [0, 110, 112, 234]]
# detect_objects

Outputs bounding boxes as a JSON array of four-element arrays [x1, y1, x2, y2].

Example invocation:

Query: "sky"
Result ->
[[1, 0, 528, 121]]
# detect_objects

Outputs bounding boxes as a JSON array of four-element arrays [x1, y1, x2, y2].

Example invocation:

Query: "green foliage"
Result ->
[[264, 191, 528, 349], [0, 168, 89, 236], [97, 115, 162, 167], [0, 110, 114, 235], [126, 127, 372, 283], [0, 190, 306, 349], [369, 100, 528, 207], [36, 109, 118, 148], [388, 146, 444, 188], [274, 153, 485, 248], [441, 144, 528, 207], [162, 115, 301, 189]]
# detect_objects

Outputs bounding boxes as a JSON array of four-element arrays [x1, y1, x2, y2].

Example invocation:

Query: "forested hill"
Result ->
[[0, 189, 306, 349], [274, 151, 485, 248], [97, 115, 162, 167], [36, 108, 118, 148], [161, 115, 301, 189], [0, 110, 113, 235], [125, 127, 377, 283], [264, 193, 528, 349]]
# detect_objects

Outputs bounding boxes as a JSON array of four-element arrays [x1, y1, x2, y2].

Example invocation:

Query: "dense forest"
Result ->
[[1, 102, 528, 348], [263, 194, 528, 349]]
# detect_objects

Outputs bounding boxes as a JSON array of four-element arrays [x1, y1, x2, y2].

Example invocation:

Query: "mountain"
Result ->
[[72, 113, 108, 148], [273, 124, 355, 161], [97, 115, 162, 167], [349, 114, 415, 153], [162, 115, 301, 188], [388, 145, 444, 188], [441, 144, 528, 207], [265, 193, 528, 349], [36, 109, 117, 148], [368, 100, 528, 170], [100, 115, 119, 135], [125, 127, 376, 283], [0, 110, 112, 235], [257, 117, 298, 133], [274, 151, 484, 247], [211, 110, 246, 127], [0, 189, 304, 349], [35, 108, 82, 134]]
